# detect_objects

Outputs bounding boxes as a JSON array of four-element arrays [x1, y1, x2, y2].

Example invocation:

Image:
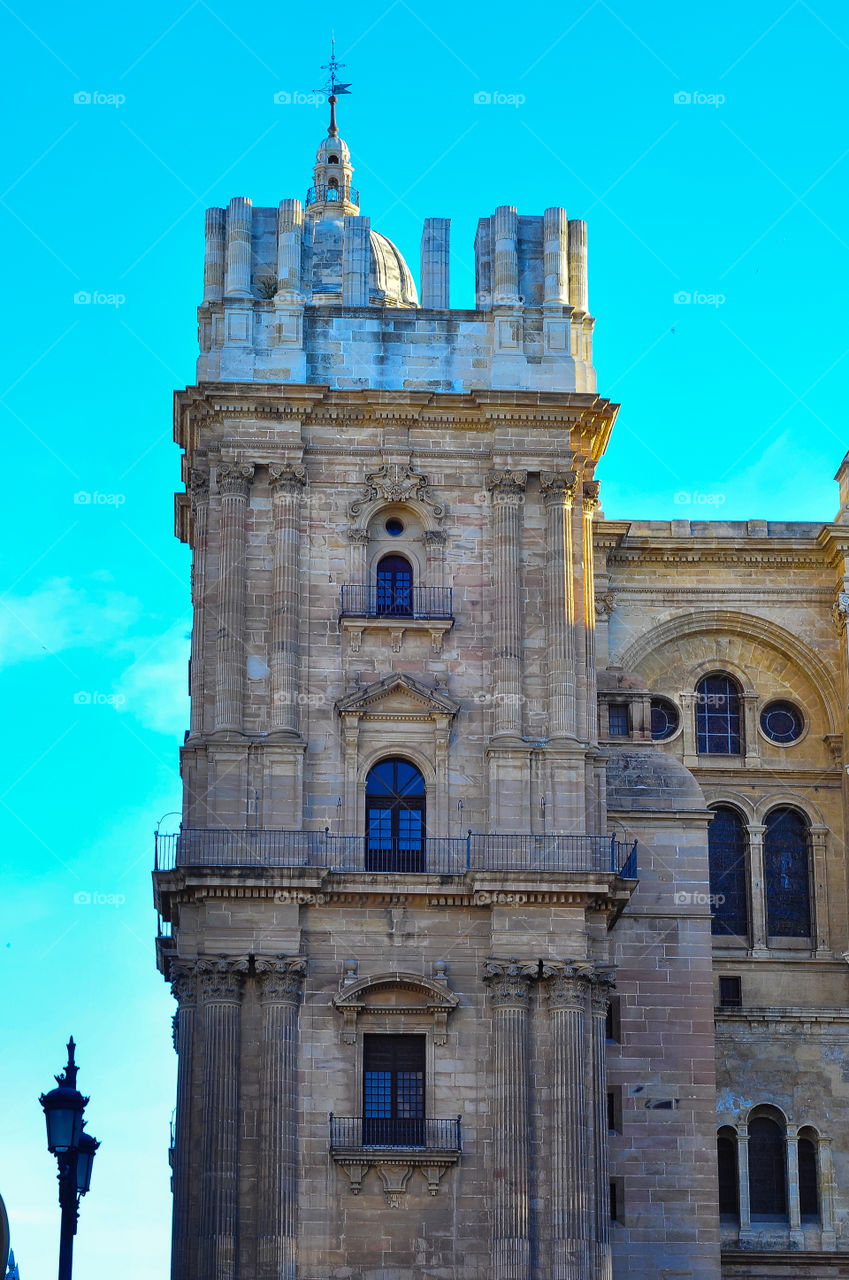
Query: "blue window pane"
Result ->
[[765, 808, 811, 938], [709, 807, 749, 937], [696, 675, 742, 755]]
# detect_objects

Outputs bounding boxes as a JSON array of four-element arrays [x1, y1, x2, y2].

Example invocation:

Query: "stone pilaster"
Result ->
[[204, 209, 226, 302], [582, 482, 601, 758], [589, 968, 615, 1280], [342, 216, 371, 307], [255, 956, 307, 1280], [214, 464, 254, 734], [197, 956, 249, 1280], [269, 463, 307, 736], [493, 206, 520, 304], [487, 470, 527, 738], [543, 207, 570, 305], [483, 958, 538, 1280], [543, 961, 592, 1280], [188, 468, 210, 741], [421, 218, 451, 309], [276, 200, 304, 299], [568, 220, 589, 312], [170, 960, 199, 1280], [541, 469, 578, 741], [746, 824, 768, 954], [225, 197, 253, 298]]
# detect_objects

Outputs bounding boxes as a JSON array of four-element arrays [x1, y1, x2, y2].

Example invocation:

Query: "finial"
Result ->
[[315, 34, 352, 138], [56, 1035, 79, 1089]]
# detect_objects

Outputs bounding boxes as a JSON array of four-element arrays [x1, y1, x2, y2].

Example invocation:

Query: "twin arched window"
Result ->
[[718, 1115, 821, 1222], [709, 804, 812, 940]]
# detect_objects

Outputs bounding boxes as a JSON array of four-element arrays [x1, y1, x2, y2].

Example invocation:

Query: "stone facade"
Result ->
[[153, 104, 849, 1278]]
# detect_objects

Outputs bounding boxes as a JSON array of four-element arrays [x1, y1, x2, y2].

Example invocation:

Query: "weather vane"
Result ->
[[314, 34, 352, 137]]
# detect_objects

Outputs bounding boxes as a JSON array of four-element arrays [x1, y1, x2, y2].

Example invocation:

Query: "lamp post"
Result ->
[[39, 1038, 100, 1280]]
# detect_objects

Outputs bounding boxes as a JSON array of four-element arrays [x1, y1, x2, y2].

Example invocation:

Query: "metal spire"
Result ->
[[314, 35, 352, 138]]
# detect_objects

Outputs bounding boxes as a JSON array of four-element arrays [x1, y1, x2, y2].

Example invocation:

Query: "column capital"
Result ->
[[170, 958, 200, 1006], [541, 959, 592, 1009], [582, 479, 601, 513], [189, 467, 210, 508], [539, 469, 578, 505], [486, 469, 528, 498], [197, 955, 250, 1003], [217, 462, 255, 497], [483, 957, 538, 1008], [423, 528, 448, 546], [255, 955, 307, 1004], [268, 462, 307, 494]]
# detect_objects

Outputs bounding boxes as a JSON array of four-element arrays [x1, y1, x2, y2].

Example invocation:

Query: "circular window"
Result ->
[[385, 517, 404, 536], [650, 697, 680, 741], [760, 700, 804, 744]]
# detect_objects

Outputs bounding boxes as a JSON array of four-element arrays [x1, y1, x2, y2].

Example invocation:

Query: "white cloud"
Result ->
[[0, 576, 143, 667]]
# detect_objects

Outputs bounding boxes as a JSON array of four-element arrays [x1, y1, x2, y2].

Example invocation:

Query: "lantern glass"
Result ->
[[76, 1132, 99, 1194], [40, 1088, 85, 1153]]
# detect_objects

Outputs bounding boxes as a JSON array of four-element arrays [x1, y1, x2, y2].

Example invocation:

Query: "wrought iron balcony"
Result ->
[[330, 1115, 461, 1152], [154, 829, 637, 877], [340, 584, 453, 620], [306, 184, 359, 206]]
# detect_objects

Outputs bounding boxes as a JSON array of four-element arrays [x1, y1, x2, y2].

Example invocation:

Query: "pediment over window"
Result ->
[[333, 971, 460, 1043], [336, 673, 459, 720]]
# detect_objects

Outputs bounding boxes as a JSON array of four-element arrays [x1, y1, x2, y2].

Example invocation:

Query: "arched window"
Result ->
[[764, 807, 811, 938], [365, 758, 426, 872], [798, 1129, 819, 1219], [749, 1115, 787, 1218], [717, 1127, 739, 1218], [696, 674, 742, 755], [376, 554, 413, 617], [708, 807, 749, 938]]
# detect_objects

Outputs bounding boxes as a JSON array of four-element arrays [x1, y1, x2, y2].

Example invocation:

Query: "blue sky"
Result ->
[[2, 0, 849, 1274]]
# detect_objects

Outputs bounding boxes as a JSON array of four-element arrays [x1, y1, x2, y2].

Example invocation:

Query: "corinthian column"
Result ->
[[189, 469, 210, 739], [589, 967, 615, 1280], [170, 961, 199, 1280], [541, 470, 578, 741], [214, 464, 254, 733], [483, 958, 538, 1280], [487, 471, 527, 738], [255, 956, 307, 1280], [197, 956, 248, 1280], [268, 464, 307, 736], [542, 961, 593, 1280]]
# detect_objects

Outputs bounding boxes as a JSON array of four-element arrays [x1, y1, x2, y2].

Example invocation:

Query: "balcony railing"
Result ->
[[330, 1115, 461, 1152], [340, 585, 453, 620], [306, 184, 359, 206], [154, 829, 638, 877]]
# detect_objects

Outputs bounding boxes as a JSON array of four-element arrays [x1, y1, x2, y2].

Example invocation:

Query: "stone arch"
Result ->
[[757, 793, 826, 827], [705, 792, 756, 822], [614, 609, 840, 735]]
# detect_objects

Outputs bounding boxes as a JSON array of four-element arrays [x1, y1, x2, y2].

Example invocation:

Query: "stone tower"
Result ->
[[154, 97, 721, 1279]]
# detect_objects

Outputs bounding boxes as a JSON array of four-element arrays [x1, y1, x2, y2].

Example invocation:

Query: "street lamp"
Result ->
[[39, 1038, 101, 1280]]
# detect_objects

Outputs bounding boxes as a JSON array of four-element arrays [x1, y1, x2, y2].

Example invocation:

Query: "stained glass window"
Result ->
[[749, 1116, 787, 1217], [709, 807, 748, 937], [696, 674, 742, 754], [765, 808, 811, 938]]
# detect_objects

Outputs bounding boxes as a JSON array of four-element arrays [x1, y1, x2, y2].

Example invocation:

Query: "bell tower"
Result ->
[[154, 52, 722, 1280]]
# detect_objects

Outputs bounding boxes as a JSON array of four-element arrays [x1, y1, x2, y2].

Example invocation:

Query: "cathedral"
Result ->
[[152, 83, 849, 1280]]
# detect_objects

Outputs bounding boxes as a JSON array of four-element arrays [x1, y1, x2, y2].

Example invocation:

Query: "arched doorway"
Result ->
[[365, 758, 426, 871]]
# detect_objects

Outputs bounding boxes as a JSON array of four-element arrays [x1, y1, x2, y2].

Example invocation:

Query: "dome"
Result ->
[[316, 134, 350, 165], [606, 749, 706, 813], [369, 231, 419, 308]]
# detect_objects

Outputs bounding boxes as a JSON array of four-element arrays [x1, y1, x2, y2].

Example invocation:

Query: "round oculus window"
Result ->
[[385, 517, 404, 536], [760, 700, 804, 744], [650, 697, 680, 741]]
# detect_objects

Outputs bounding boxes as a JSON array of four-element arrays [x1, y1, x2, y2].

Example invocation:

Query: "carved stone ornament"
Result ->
[[196, 955, 250, 1003], [486, 469, 528, 497], [540, 959, 594, 1010], [832, 591, 849, 632], [188, 468, 210, 507], [348, 463, 445, 519], [332, 971, 460, 1045], [482, 957, 539, 1007], [539, 469, 578, 505], [254, 955, 307, 1004], [346, 527, 370, 544], [583, 479, 601, 512], [268, 462, 307, 494], [595, 591, 618, 618], [216, 462, 255, 497], [169, 958, 199, 1007], [335, 1154, 459, 1202]]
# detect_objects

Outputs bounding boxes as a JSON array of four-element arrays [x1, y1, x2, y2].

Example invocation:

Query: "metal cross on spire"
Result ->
[[314, 35, 352, 137]]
